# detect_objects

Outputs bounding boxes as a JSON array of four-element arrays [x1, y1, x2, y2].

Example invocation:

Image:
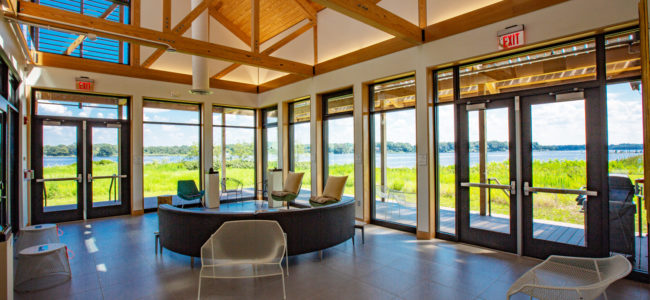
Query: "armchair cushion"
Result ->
[[322, 176, 348, 200], [310, 195, 338, 204], [271, 191, 292, 197], [283, 172, 304, 194]]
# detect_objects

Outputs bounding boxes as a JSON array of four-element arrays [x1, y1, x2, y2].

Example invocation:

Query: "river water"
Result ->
[[43, 150, 642, 168]]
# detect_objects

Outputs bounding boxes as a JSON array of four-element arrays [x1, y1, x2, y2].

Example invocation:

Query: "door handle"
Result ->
[[523, 181, 597, 196], [87, 173, 93, 183]]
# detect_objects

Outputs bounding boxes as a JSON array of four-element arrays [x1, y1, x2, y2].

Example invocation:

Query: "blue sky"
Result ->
[[41, 82, 644, 149]]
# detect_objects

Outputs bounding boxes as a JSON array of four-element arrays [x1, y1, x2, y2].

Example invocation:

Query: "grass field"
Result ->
[[42, 155, 644, 231]]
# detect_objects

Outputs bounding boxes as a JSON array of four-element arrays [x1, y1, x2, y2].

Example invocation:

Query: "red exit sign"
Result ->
[[75, 77, 94, 91], [498, 25, 525, 50]]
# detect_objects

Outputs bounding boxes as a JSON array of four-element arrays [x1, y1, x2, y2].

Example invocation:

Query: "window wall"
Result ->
[[213, 106, 256, 200], [142, 100, 201, 209], [322, 89, 354, 198], [262, 107, 279, 195], [288, 99, 311, 202], [370, 76, 417, 228]]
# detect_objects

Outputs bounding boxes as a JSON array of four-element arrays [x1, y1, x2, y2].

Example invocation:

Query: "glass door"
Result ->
[[32, 119, 130, 223], [32, 119, 83, 224], [458, 98, 517, 252], [86, 121, 130, 218], [521, 88, 605, 258]]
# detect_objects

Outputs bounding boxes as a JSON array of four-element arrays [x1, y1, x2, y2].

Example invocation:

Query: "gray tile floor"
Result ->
[[14, 211, 650, 300]]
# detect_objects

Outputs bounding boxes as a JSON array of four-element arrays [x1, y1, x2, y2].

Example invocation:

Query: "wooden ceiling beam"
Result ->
[[213, 22, 314, 79], [311, 0, 421, 45], [418, 0, 426, 29], [209, 6, 251, 47], [251, 0, 260, 53], [37, 51, 258, 93], [63, 3, 118, 55], [130, 0, 140, 66], [15, 1, 312, 76], [142, 0, 220, 68], [293, 0, 317, 21], [162, 0, 171, 32]]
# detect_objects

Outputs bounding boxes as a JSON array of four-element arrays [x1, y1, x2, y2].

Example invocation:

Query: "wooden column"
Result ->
[[315, 94, 324, 195], [361, 85, 371, 222], [221, 113, 226, 180], [282, 101, 290, 179], [479, 110, 487, 216], [256, 110, 263, 199]]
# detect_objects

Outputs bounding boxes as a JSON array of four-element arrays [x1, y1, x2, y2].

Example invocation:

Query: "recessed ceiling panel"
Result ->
[[377, 0, 419, 26], [317, 8, 393, 63], [427, 0, 502, 25]]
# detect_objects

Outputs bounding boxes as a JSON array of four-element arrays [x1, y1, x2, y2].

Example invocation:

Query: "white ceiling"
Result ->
[[137, 0, 505, 85]]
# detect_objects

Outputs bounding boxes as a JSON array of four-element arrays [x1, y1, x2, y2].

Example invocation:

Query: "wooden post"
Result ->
[[479, 109, 487, 216]]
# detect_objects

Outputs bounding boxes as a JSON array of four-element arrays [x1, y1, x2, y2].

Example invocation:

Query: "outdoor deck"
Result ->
[[374, 201, 648, 271]]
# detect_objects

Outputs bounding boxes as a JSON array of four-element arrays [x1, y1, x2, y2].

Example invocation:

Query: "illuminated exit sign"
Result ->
[[498, 25, 525, 50], [75, 77, 94, 91]]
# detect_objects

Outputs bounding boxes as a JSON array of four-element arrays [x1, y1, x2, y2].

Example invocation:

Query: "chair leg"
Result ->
[[362, 227, 365, 244], [281, 273, 286, 300], [191, 257, 194, 268], [197, 277, 202, 300]]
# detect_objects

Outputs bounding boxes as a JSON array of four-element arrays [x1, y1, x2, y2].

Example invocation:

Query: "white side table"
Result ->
[[15, 243, 71, 292], [15, 224, 60, 254]]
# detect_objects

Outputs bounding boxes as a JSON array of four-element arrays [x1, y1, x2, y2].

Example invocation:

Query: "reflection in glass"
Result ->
[[225, 127, 256, 197], [142, 121, 200, 209], [436, 104, 456, 235], [325, 117, 354, 197], [460, 39, 597, 98], [531, 100, 586, 245], [607, 82, 646, 272], [468, 108, 510, 233], [373, 109, 417, 227], [42, 125, 78, 210], [91, 127, 121, 206], [291, 122, 311, 201]]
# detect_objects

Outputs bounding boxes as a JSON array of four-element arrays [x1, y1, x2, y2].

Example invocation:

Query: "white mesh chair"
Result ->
[[198, 220, 288, 299], [507, 255, 631, 300]]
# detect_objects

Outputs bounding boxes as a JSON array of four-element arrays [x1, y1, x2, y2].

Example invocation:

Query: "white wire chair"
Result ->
[[507, 255, 632, 300], [198, 220, 288, 299]]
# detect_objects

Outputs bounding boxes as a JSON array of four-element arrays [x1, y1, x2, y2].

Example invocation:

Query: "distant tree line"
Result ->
[[437, 142, 643, 153], [43, 142, 644, 157]]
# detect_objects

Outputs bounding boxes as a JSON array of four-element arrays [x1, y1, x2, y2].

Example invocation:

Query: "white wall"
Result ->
[[28, 66, 257, 213], [258, 0, 639, 233]]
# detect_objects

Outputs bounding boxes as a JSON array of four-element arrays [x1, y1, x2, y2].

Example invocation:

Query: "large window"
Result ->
[[262, 107, 278, 195], [434, 69, 457, 236], [213, 106, 256, 200], [370, 76, 417, 229], [28, 0, 130, 64], [289, 99, 311, 202], [322, 89, 354, 199], [142, 100, 201, 209]]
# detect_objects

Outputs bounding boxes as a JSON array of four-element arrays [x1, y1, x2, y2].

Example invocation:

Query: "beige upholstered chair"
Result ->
[[310, 175, 348, 207], [271, 172, 304, 209]]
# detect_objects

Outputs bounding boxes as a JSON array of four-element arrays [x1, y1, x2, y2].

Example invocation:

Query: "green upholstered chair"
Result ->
[[310, 175, 348, 207], [177, 180, 205, 208], [271, 172, 304, 209]]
